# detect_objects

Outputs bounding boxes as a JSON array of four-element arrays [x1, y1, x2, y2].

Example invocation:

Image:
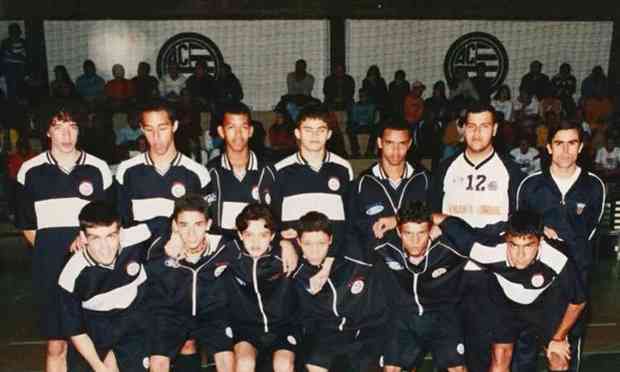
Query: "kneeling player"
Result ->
[[293, 211, 390, 372], [146, 195, 235, 372], [225, 204, 298, 372], [454, 211, 587, 372], [58, 201, 152, 372]]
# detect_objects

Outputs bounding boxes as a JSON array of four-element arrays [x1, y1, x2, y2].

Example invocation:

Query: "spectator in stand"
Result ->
[[215, 63, 243, 105], [404, 80, 425, 127], [131, 62, 159, 103], [115, 111, 141, 147], [6, 137, 36, 220], [159, 62, 186, 102], [425, 80, 449, 124], [510, 137, 541, 175], [185, 60, 216, 108], [104, 64, 135, 107], [50, 65, 77, 99], [129, 135, 148, 158], [250, 119, 267, 159], [471, 62, 493, 103], [388, 70, 410, 119], [595, 137, 620, 178], [175, 88, 203, 162], [75, 60, 105, 104], [323, 63, 355, 111], [1, 23, 27, 100], [441, 108, 465, 161], [346, 88, 377, 158], [551, 62, 577, 118], [287, 59, 315, 96], [362, 65, 388, 121], [520, 60, 550, 99], [449, 67, 479, 103], [494, 112, 515, 154], [582, 84, 613, 133], [491, 84, 513, 122], [539, 83, 562, 123], [581, 65, 609, 101], [513, 85, 540, 122], [269, 106, 297, 161]]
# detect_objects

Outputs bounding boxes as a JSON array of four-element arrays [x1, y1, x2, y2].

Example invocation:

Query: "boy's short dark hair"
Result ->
[[295, 104, 331, 128], [138, 100, 176, 124], [464, 101, 497, 124], [506, 210, 543, 238], [172, 194, 210, 221], [378, 119, 412, 139], [297, 211, 333, 237], [397, 201, 432, 226], [547, 120, 584, 143], [218, 102, 252, 126], [47, 107, 80, 131], [79, 201, 120, 232], [235, 203, 276, 233]]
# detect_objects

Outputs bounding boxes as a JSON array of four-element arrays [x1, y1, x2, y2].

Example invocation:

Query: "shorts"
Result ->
[[303, 325, 385, 371], [68, 329, 149, 372], [149, 313, 234, 359], [234, 325, 300, 354], [383, 308, 466, 370]]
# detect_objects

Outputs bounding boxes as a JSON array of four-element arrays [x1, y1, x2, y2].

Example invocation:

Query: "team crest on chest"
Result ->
[[171, 182, 187, 198], [350, 278, 365, 295], [328, 177, 340, 191], [126, 261, 140, 276], [432, 267, 448, 278], [165, 258, 180, 268], [78, 180, 94, 196], [264, 191, 272, 205], [214, 264, 227, 277], [251, 186, 260, 201], [531, 273, 544, 288]]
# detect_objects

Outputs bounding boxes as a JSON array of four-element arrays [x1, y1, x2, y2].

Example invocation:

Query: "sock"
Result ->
[[173, 353, 201, 372]]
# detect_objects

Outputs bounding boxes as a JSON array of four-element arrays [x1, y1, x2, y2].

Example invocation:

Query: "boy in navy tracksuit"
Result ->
[[224, 204, 298, 372], [58, 201, 151, 372], [145, 195, 235, 372], [292, 211, 390, 372]]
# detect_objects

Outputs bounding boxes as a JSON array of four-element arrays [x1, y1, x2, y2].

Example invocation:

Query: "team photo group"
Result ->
[[15, 98, 604, 372]]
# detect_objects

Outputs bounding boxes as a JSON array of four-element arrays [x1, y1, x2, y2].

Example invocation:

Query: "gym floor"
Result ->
[[1, 225, 619, 372]]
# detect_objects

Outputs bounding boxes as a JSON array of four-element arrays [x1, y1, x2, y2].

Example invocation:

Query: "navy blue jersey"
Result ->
[[348, 162, 429, 250], [207, 151, 275, 238], [115, 152, 211, 235], [268, 152, 354, 257], [58, 224, 151, 341]]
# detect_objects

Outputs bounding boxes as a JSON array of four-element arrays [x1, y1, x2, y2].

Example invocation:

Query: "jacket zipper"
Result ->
[[413, 273, 423, 316], [327, 278, 346, 330], [252, 257, 269, 333]]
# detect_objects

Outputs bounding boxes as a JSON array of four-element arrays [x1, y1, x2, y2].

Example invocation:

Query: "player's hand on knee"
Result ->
[[546, 339, 571, 363], [280, 240, 299, 276], [165, 232, 185, 259], [543, 226, 560, 241], [373, 217, 397, 239]]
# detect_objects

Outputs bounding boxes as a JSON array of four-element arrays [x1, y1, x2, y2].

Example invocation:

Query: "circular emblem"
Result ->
[[264, 192, 272, 205], [457, 343, 465, 355], [432, 267, 448, 278], [142, 357, 150, 370], [126, 261, 140, 276], [165, 258, 179, 268], [387, 261, 404, 271], [287, 335, 297, 345], [251, 186, 260, 201], [444, 32, 509, 94], [157, 32, 225, 80], [366, 204, 385, 216], [214, 265, 227, 278], [328, 177, 341, 191], [225, 326, 233, 338], [350, 279, 365, 295], [171, 182, 186, 198], [531, 273, 545, 288], [79, 180, 94, 197]]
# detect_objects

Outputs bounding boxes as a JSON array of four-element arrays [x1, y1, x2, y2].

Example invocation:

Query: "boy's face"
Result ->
[[174, 211, 212, 253], [506, 234, 540, 269], [140, 110, 178, 157], [298, 231, 333, 266], [378, 128, 412, 167], [295, 118, 331, 153], [397, 221, 432, 257], [464, 111, 497, 155], [83, 222, 121, 266], [238, 219, 275, 257], [48, 119, 79, 154], [217, 113, 253, 153], [547, 129, 582, 170]]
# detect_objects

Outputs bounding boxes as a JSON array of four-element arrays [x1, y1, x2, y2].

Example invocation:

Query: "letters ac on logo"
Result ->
[[156, 32, 225, 79], [444, 32, 509, 93]]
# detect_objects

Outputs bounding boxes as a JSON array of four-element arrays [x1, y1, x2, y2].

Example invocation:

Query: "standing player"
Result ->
[[430, 102, 524, 372], [293, 211, 390, 372], [58, 201, 151, 372], [115, 101, 212, 371], [269, 105, 354, 291], [225, 204, 298, 372], [146, 195, 235, 372], [348, 119, 429, 248], [516, 120, 605, 372], [207, 103, 275, 239], [16, 109, 113, 372]]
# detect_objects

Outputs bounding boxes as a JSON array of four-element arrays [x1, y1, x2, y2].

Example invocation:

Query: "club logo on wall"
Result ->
[[444, 32, 509, 93], [156, 32, 225, 79]]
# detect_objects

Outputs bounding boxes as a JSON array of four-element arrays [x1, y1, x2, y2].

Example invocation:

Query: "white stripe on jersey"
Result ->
[[81, 268, 147, 311], [221, 201, 249, 230], [58, 251, 90, 292], [35, 197, 90, 229], [281, 193, 346, 222], [120, 224, 152, 248], [538, 240, 568, 274], [83, 154, 113, 189], [494, 273, 553, 305], [132, 197, 175, 221]]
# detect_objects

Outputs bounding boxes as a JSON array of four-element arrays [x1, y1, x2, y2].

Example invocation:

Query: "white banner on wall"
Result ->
[[44, 20, 330, 110], [346, 20, 613, 100]]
